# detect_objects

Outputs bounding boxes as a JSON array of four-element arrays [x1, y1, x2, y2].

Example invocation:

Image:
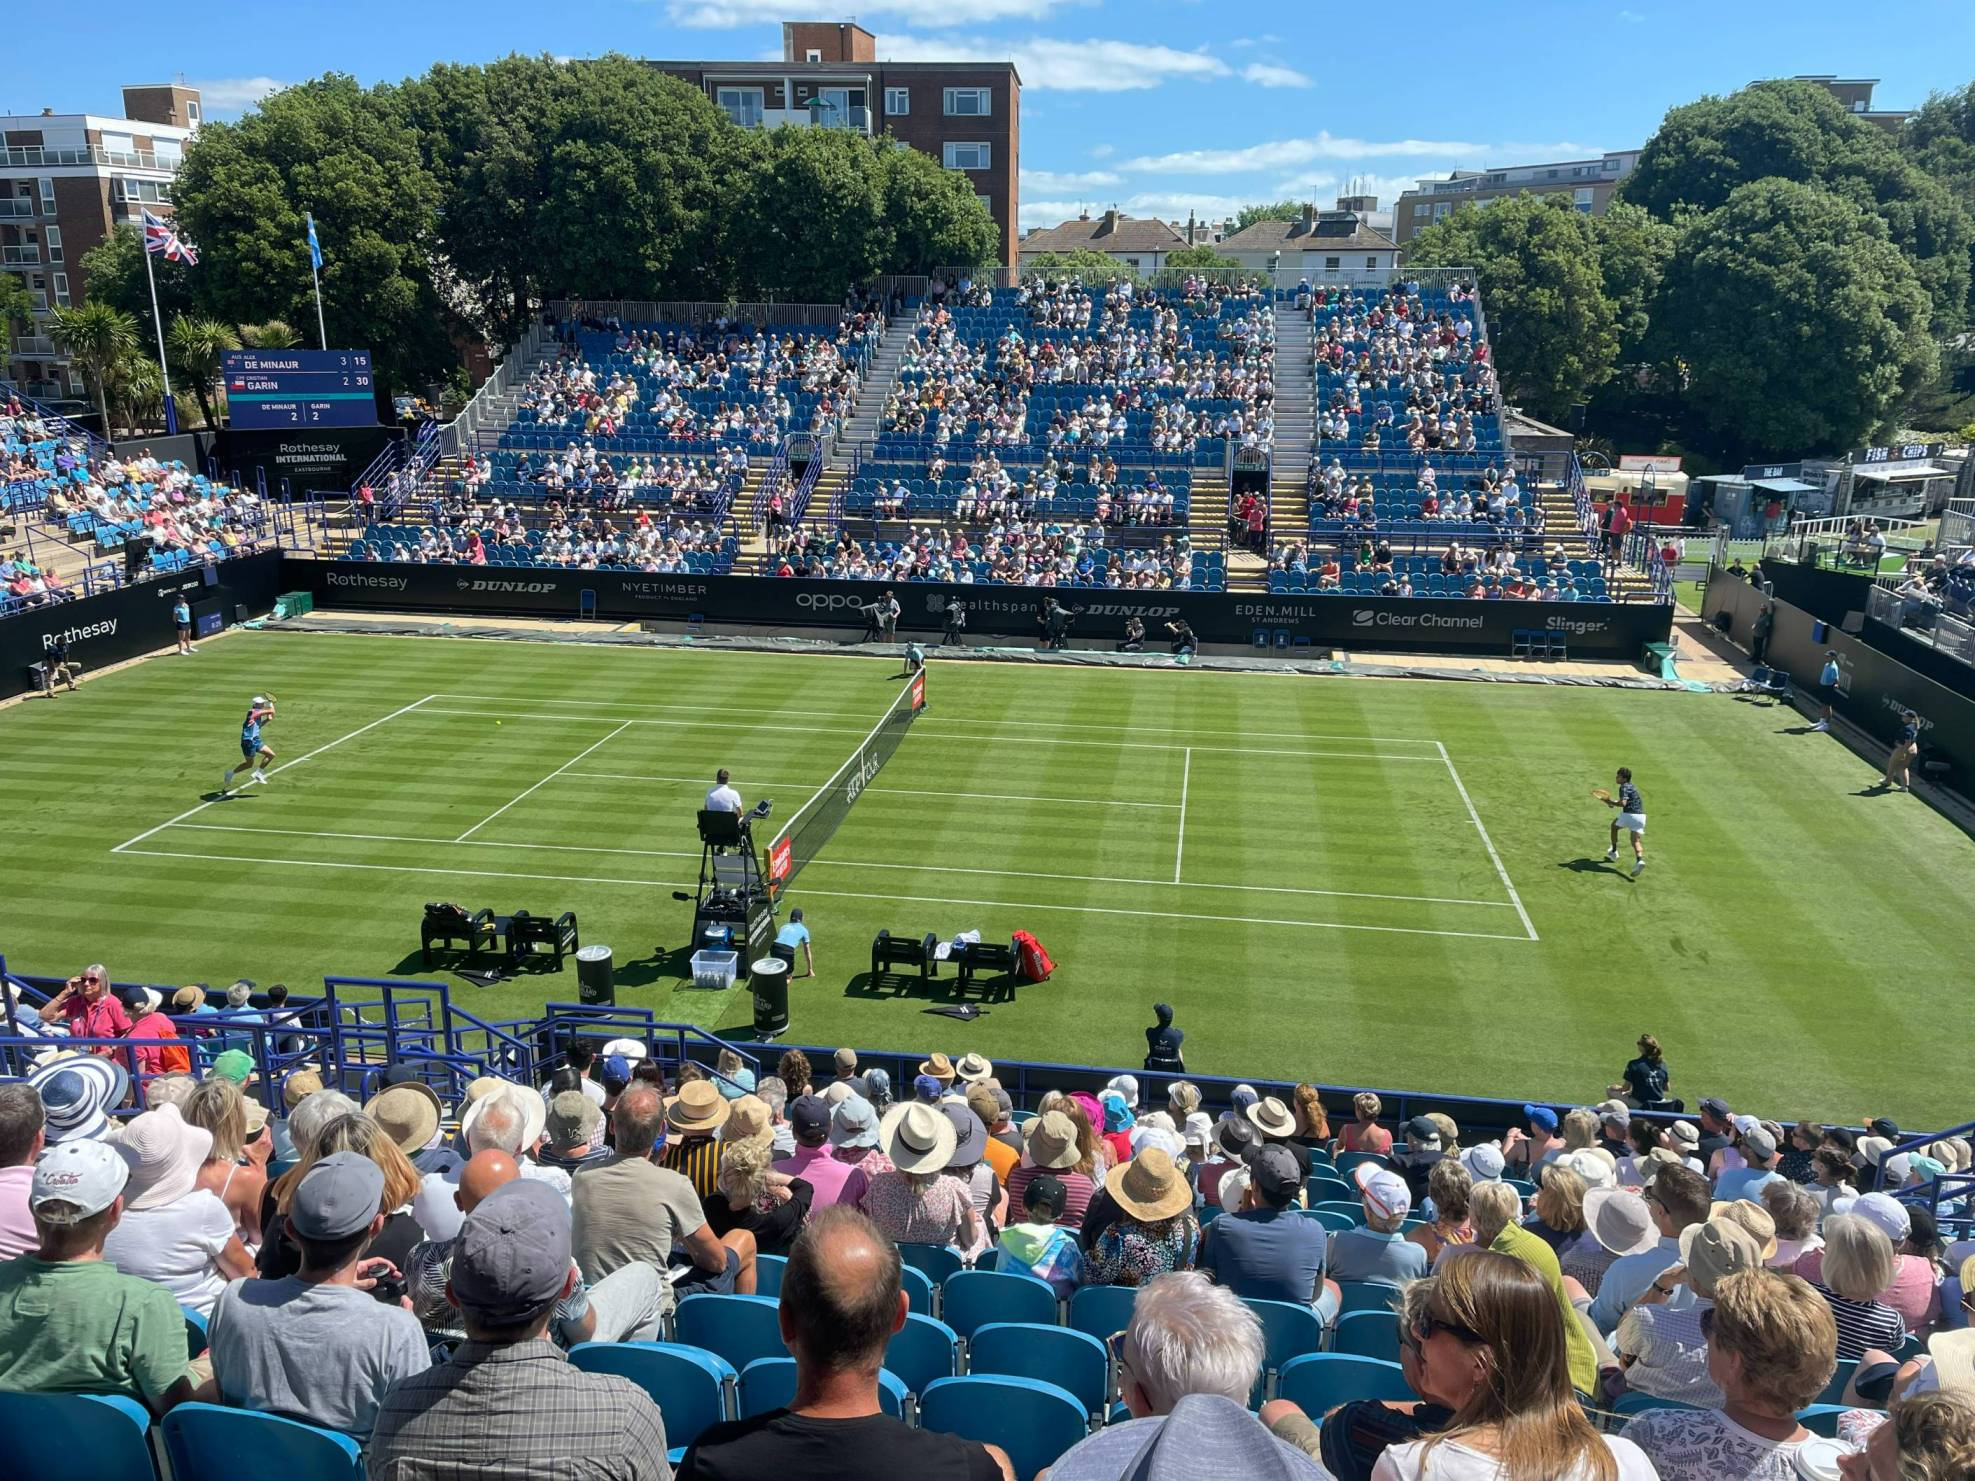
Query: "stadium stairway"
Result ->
[[1192, 473, 1264, 591], [1272, 313, 1316, 482], [840, 317, 918, 448], [1529, 480, 1659, 600]]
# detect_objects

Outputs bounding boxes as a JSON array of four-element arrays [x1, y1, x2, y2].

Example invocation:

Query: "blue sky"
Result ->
[[18, 0, 1975, 231]]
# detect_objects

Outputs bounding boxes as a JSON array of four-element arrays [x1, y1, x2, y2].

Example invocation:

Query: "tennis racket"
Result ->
[[1591, 787, 1613, 802]]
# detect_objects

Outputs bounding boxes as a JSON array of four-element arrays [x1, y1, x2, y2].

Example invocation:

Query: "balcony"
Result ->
[[749, 105, 872, 133], [0, 144, 173, 171], [0, 198, 38, 219], [1, 246, 41, 266], [15, 335, 56, 357]]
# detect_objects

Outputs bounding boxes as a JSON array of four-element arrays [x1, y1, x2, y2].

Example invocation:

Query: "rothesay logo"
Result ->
[[42, 619, 116, 650], [325, 571, 407, 592]]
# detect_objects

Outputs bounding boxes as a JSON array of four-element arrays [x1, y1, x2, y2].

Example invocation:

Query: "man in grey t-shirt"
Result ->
[[571, 1084, 737, 1297], [207, 1152, 429, 1439], [1325, 1167, 1429, 1287]]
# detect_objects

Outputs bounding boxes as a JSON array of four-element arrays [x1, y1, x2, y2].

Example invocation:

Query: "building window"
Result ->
[[1433, 203, 1450, 219], [1365, 256, 1377, 269], [1324, 256, 1341, 271], [111, 177, 171, 204], [805, 48, 821, 62], [52, 273, 70, 307], [715, 87, 764, 127], [37, 178, 54, 210], [943, 141, 991, 171], [886, 87, 909, 115], [1412, 203, 1431, 218], [1574, 187, 1594, 211], [944, 87, 992, 117], [45, 226, 60, 263], [975, 193, 994, 214], [186, 101, 200, 124]]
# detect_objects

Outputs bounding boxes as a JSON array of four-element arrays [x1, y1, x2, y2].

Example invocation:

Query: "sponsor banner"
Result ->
[[767, 835, 792, 885], [219, 426, 401, 498], [909, 670, 926, 711], [287, 559, 1673, 659], [0, 552, 283, 700]]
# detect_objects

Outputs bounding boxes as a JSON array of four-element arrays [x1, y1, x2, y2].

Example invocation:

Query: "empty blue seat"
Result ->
[[1245, 1297, 1327, 1394], [941, 1269, 1056, 1339], [1306, 1177, 1355, 1205], [739, 1356, 907, 1418], [1314, 1200, 1365, 1227], [0, 1392, 154, 1481], [754, 1254, 788, 1298], [1331, 1310, 1403, 1363], [674, 1293, 787, 1373], [883, 1311, 960, 1395], [918, 1374, 1089, 1481], [1066, 1283, 1138, 1341], [1336, 1281, 1404, 1318], [164, 1402, 362, 1481], [568, 1340, 737, 1462], [970, 1322, 1110, 1418], [1277, 1353, 1414, 1413], [899, 1242, 968, 1290], [901, 1264, 936, 1316]]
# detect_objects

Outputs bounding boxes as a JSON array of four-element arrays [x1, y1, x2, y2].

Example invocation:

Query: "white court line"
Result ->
[[1436, 740, 1538, 942], [424, 692, 1440, 748], [563, 772, 1182, 810], [453, 721, 636, 842], [154, 821, 1516, 910], [1175, 748, 1191, 885], [114, 845, 1537, 943], [112, 694, 438, 854], [412, 709, 1442, 762]]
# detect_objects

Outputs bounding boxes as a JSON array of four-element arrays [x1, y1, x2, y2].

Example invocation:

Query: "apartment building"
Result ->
[[0, 84, 199, 400], [1392, 149, 1640, 245], [648, 21, 1020, 270], [1783, 75, 1914, 132]]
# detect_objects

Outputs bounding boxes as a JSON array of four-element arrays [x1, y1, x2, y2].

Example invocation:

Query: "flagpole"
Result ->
[[143, 242, 179, 436], [307, 212, 327, 350]]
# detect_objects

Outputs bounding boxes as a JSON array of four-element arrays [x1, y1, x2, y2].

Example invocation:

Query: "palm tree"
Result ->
[[48, 302, 139, 435], [166, 315, 240, 428], [237, 319, 300, 350], [107, 352, 163, 435]]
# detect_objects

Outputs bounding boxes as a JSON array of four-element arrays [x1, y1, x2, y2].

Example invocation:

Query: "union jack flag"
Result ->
[[142, 208, 199, 266]]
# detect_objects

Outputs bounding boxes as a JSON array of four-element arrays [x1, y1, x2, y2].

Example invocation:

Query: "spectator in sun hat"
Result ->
[[463, 1080, 566, 1199], [365, 1078, 444, 1161], [1201, 1116, 1261, 1211], [1586, 1162, 1713, 1334], [1795, 1191, 1939, 1332], [1853, 1134, 1896, 1176], [1612, 1215, 1767, 1404], [1006, 1109, 1095, 1230], [1459, 1141, 1506, 1184], [1329, 1165, 1429, 1287], [1248, 1094, 1313, 1184], [660, 1079, 731, 1206], [26, 1053, 127, 1144], [967, 1083, 1018, 1183], [1203, 1144, 1340, 1322], [368, 1178, 673, 1481], [955, 1052, 994, 1086], [1715, 1123, 1786, 1203], [918, 1051, 956, 1089], [1567, 1187, 1656, 1299], [1098, 1090, 1138, 1165], [1104, 1072, 1140, 1110], [207, 1150, 430, 1440], [1085, 1146, 1199, 1289], [540, 1090, 611, 1172], [859, 1101, 980, 1249], [602, 1036, 648, 1067], [828, 1091, 891, 1186], [0, 1138, 198, 1414], [103, 1102, 254, 1316]]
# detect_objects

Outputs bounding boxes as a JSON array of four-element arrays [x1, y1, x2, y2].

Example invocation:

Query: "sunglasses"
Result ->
[[82, 974, 104, 983], [1699, 1308, 1715, 1338], [1413, 1313, 1486, 1346]]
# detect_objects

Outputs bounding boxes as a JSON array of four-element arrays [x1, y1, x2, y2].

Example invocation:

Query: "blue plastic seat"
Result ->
[[970, 1322, 1110, 1418], [1315, 1200, 1365, 1227], [1796, 1404, 1852, 1437], [1306, 1176, 1355, 1204], [164, 1403, 362, 1481], [901, 1263, 936, 1316], [1336, 1281, 1404, 1319], [883, 1311, 960, 1395], [1066, 1283, 1138, 1341], [1331, 1310, 1403, 1363], [1245, 1297, 1326, 1393], [941, 1269, 1056, 1339], [673, 1293, 787, 1373], [739, 1356, 906, 1418], [918, 1374, 1089, 1481], [1814, 1358, 1860, 1408], [569, 1340, 735, 1463], [0, 1392, 155, 1481], [1612, 1391, 1703, 1419], [1277, 1353, 1414, 1413], [1334, 1151, 1391, 1175], [754, 1254, 788, 1298], [899, 1242, 968, 1290]]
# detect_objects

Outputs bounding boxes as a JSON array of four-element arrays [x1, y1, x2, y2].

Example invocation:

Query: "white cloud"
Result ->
[[1021, 167, 1125, 193], [1617, 9, 1645, 21], [1123, 132, 1492, 174], [185, 76, 288, 115], [877, 34, 1230, 92], [1021, 190, 1250, 230], [1090, 144, 1116, 159], [669, 0, 1065, 26], [1240, 62, 1311, 89]]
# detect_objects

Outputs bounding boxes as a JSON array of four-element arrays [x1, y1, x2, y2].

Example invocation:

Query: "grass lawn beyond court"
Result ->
[[3, 629, 1970, 1126]]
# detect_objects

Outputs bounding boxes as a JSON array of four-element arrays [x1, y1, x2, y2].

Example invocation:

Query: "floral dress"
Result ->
[[1085, 1212, 1200, 1288]]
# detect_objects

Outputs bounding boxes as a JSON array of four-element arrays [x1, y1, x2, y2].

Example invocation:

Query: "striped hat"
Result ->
[[27, 1055, 129, 1144]]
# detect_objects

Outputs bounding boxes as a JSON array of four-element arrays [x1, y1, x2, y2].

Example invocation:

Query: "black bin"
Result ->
[[576, 944, 615, 1006], [750, 956, 790, 1036]]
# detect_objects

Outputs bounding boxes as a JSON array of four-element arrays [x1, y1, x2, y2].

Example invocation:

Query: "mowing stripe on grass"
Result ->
[[1436, 740, 1538, 942], [153, 820, 1515, 910], [563, 772, 1183, 809], [112, 693, 438, 854], [453, 720, 637, 842], [116, 844, 1537, 943]]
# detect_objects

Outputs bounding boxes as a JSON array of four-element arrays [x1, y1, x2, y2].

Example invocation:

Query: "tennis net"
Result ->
[[765, 668, 926, 895]]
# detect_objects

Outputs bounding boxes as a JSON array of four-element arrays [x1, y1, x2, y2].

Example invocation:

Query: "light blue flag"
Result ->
[[306, 213, 323, 271]]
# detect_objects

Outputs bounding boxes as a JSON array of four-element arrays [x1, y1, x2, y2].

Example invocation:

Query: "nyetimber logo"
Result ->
[[325, 572, 407, 592], [456, 578, 556, 594], [620, 580, 706, 600], [43, 618, 116, 650]]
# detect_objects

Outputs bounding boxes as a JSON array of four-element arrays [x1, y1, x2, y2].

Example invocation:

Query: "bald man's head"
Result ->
[[456, 1149, 520, 1214], [779, 1205, 905, 1372], [613, 1083, 667, 1159]]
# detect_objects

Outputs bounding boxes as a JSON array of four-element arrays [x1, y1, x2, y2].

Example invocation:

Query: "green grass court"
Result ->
[[5, 629, 1972, 1124]]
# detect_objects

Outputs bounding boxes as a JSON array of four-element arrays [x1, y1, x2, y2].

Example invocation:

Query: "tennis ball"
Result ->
[[495, 720, 503, 726]]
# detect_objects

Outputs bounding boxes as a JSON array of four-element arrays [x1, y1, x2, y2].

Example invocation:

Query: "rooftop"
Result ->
[[1220, 208, 1396, 255], [1020, 211, 1188, 255]]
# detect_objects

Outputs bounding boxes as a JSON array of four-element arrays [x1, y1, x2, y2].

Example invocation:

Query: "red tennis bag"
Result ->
[[1012, 929, 1056, 982]]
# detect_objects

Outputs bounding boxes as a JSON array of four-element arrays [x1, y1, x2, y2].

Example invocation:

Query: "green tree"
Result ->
[[48, 301, 139, 433], [722, 126, 888, 302], [1231, 200, 1303, 231], [1905, 81, 1975, 317], [171, 74, 455, 389], [0, 271, 31, 342], [1163, 245, 1242, 272], [1020, 250, 1139, 283], [165, 315, 240, 428], [1404, 194, 1619, 421], [1651, 178, 1935, 458], [75, 225, 197, 341], [105, 350, 163, 435], [237, 319, 299, 349], [1626, 79, 1974, 330], [876, 142, 998, 276], [1590, 202, 1674, 361]]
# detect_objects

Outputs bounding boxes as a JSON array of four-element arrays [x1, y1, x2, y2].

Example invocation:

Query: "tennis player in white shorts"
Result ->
[[1602, 766, 1647, 878]]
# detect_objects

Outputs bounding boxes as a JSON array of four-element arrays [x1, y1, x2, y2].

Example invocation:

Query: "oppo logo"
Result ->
[[796, 592, 873, 610]]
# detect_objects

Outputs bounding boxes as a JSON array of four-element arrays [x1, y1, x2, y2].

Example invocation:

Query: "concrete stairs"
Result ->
[[1271, 313, 1316, 482], [1531, 482, 1657, 599], [840, 317, 917, 448]]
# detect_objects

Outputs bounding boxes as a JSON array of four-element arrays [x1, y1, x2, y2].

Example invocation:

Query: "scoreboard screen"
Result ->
[[223, 349, 377, 429]]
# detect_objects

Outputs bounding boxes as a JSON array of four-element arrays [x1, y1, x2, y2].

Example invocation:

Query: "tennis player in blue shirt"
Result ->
[[223, 694, 277, 795], [1601, 766, 1648, 878]]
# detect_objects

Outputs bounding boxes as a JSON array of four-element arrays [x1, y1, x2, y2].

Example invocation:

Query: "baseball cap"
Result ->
[[1024, 1174, 1068, 1220], [789, 1094, 831, 1144], [913, 1074, 944, 1103], [1853, 1191, 1912, 1243], [1247, 1144, 1302, 1204], [450, 1178, 572, 1323], [1868, 1117, 1901, 1141], [290, 1150, 386, 1241], [1523, 1104, 1558, 1133], [1402, 1115, 1442, 1149], [30, 1138, 129, 1223], [1356, 1164, 1412, 1220], [211, 1049, 256, 1084], [1732, 1114, 1761, 1137], [1699, 1096, 1732, 1120], [1742, 1126, 1778, 1161], [1460, 1143, 1506, 1181], [599, 1055, 632, 1093]]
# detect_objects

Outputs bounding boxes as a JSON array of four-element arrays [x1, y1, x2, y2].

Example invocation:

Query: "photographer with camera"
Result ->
[[942, 598, 968, 647], [1166, 618, 1197, 658], [1041, 596, 1077, 651]]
